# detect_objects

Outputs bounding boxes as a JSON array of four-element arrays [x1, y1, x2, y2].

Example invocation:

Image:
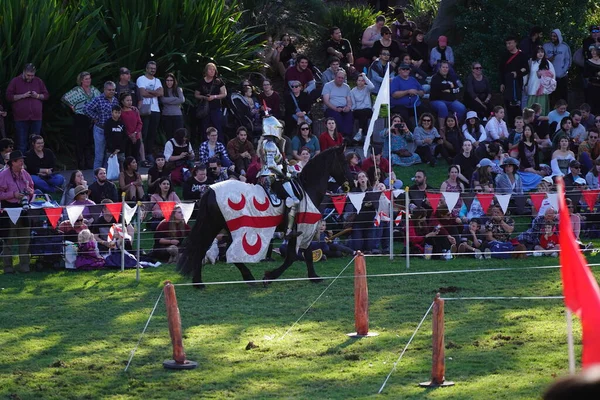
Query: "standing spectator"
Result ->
[[160, 73, 185, 138], [322, 70, 353, 140], [429, 36, 455, 75], [350, 73, 375, 143], [137, 61, 163, 165], [291, 123, 320, 160], [5, 64, 49, 152], [465, 62, 493, 119], [194, 63, 226, 142], [60, 170, 87, 206], [543, 29, 572, 105], [525, 46, 556, 114], [25, 135, 64, 193], [284, 55, 318, 101], [62, 71, 101, 169], [119, 92, 143, 161], [83, 81, 119, 170], [368, 48, 394, 94], [119, 156, 144, 202], [407, 29, 429, 73], [165, 128, 195, 185], [115, 67, 138, 107], [227, 126, 255, 174], [283, 80, 311, 136], [103, 105, 126, 164], [429, 61, 466, 130], [584, 44, 600, 115], [391, 7, 416, 48], [499, 36, 529, 124], [149, 178, 181, 230], [413, 113, 449, 167], [390, 63, 427, 128], [258, 80, 281, 119], [319, 118, 344, 152], [0, 151, 34, 273], [147, 154, 170, 194], [519, 26, 544, 60], [88, 167, 118, 204], [198, 127, 230, 167], [325, 27, 356, 76], [183, 165, 210, 200]]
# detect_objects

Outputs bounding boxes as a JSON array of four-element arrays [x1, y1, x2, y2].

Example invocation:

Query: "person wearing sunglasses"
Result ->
[[390, 63, 427, 128], [413, 112, 450, 167], [283, 80, 311, 136], [583, 25, 600, 60], [368, 48, 395, 95], [464, 62, 492, 119]]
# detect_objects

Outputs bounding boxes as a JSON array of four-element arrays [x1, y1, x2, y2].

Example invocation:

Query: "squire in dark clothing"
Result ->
[[104, 118, 126, 153], [498, 49, 529, 106]]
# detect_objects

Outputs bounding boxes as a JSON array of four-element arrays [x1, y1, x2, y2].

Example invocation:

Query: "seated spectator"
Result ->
[[390, 63, 427, 128], [408, 207, 456, 258], [58, 213, 88, 244], [382, 114, 421, 167], [0, 138, 14, 168], [465, 61, 493, 119], [413, 113, 450, 166], [291, 123, 320, 160], [585, 158, 600, 189], [319, 118, 343, 152], [440, 165, 465, 216], [346, 151, 362, 178], [119, 92, 144, 162], [391, 7, 416, 48], [533, 224, 559, 256], [495, 157, 523, 195], [563, 159, 586, 208], [580, 103, 596, 130], [119, 156, 144, 202], [462, 111, 485, 146], [60, 170, 87, 206], [345, 171, 379, 253], [551, 136, 576, 176], [283, 80, 312, 136], [442, 115, 464, 157], [88, 167, 118, 204], [517, 207, 558, 249], [484, 106, 510, 148], [471, 158, 495, 192], [368, 48, 395, 94], [149, 177, 180, 230], [291, 147, 311, 173], [547, 99, 570, 130], [183, 165, 210, 200], [147, 154, 169, 194], [69, 185, 96, 224], [408, 169, 434, 209], [361, 146, 390, 175], [198, 127, 229, 168], [322, 57, 346, 85], [322, 70, 353, 140], [453, 140, 477, 186], [371, 26, 403, 69], [457, 218, 486, 258], [284, 55, 318, 100], [325, 27, 356, 76], [430, 36, 456, 77], [350, 73, 374, 143], [25, 135, 65, 193], [91, 199, 134, 253], [75, 229, 105, 270], [227, 126, 256, 174], [165, 128, 195, 185], [429, 61, 466, 129], [578, 128, 600, 174], [519, 124, 549, 176], [258, 79, 281, 119], [206, 156, 242, 184], [507, 116, 525, 157], [407, 29, 429, 74], [570, 110, 587, 145], [551, 116, 574, 150], [485, 205, 527, 258], [152, 206, 190, 263]]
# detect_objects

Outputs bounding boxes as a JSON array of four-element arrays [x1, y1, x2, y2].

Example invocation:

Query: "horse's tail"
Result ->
[[177, 188, 216, 278]]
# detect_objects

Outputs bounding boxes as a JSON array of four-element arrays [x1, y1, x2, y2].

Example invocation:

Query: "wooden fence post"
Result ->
[[347, 251, 378, 337], [163, 281, 198, 370], [420, 293, 454, 387]]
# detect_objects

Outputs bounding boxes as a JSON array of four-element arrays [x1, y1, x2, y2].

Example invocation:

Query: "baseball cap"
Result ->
[[478, 158, 494, 168]]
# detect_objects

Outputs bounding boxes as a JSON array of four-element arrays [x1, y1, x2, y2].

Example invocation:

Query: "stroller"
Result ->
[[224, 91, 263, 144]]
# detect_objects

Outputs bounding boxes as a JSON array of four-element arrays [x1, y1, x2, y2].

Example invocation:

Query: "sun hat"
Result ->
[[74, 185, 90, 198], [478, 158, 494, 168], [466, 111, 479, 120]]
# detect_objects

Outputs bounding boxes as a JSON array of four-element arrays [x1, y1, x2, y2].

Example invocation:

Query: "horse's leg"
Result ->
[[263, 237, 298, 282], [302, 247, 322, 283], [234, 263, 257, 286]]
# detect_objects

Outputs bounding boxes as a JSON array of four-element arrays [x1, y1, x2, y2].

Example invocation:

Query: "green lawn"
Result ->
[[1, 253, 598, 399]]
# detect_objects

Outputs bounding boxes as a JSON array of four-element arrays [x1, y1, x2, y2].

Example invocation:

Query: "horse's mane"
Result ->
[[298, 146, 342, 187]]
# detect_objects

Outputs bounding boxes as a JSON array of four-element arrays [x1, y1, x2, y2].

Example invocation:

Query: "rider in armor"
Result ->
[[257, 116, 302, 239]]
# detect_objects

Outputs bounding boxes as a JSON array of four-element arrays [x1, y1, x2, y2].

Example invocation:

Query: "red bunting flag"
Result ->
[[476, 193, 495, 214], [158, 201, 176, 221], [383, 190, 392, 201], [529, 192, 547, 213], [331, 195, 347, 216], [558, 177, 600, 368], [105, 202, 122, 223], [582, 189, 600, 212], [44, 207, 63, 229], [426, 192, 442, 214]]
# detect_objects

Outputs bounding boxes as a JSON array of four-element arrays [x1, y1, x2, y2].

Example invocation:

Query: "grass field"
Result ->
[[2, 252, 599, 399]]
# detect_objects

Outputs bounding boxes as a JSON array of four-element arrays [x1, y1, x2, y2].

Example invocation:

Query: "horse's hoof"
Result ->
[[262, 272, 274, 287], [309, 276, 323, 284], [193, 282, 206, 290]]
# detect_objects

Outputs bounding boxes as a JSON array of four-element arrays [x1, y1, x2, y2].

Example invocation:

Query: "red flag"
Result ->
[[475, 193, 494, 214], [105, 202, 122, 223], [426, 192, 442, 214], [582, 189, 600, 212], [44, 207, 63, 229], [158, 201, 176, 221], [529, 192, 546, 213], [558, 177, 600, 368], [331, 195, 346, 216], [383, 190, 392, 201]]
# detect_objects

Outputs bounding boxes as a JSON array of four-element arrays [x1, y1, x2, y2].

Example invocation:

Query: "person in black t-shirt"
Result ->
[[453, 140, 478, 187], [88, 167, 118, 204], [194, 63, 227, 141], [325, 27, 356, 76], [499, 36, 529, 124], [104, 105, 126, 162], [183, 165, 210, 200]]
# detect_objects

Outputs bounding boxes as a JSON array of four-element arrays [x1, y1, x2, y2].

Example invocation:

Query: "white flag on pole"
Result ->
[[363, 65, 390, 156]]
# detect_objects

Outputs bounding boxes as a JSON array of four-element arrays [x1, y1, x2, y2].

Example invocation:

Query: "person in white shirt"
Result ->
[[485, 105, 509, 149], [350, 72, 375, 142], [136, 61, 163, 167]]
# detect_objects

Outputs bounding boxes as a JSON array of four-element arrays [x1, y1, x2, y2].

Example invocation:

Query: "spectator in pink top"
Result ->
[[5, 64, 49, 153]]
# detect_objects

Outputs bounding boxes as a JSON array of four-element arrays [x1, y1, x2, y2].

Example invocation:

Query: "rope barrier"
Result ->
[[441, 296, 565, 301], [124, 289, 163, 372]]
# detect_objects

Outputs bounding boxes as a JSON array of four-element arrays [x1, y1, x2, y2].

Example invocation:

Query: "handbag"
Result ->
[[139, 102, 152, 116], [488, 240, 513, 259], [107, 154, 120, 181], [195, 100, 210, 119], [395, 149, 412, 157]]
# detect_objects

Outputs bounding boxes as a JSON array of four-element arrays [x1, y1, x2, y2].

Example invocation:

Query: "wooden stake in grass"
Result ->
[[347, 251, 378, 338], [419, 293, 454, 387], [163, 281, 198, 370]]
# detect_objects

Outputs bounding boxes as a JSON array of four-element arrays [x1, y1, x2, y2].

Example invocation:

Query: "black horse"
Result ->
[[177, 146, 354, 288]]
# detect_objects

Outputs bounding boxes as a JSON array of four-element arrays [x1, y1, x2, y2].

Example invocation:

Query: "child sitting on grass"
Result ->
[[75, 229, 106, 270], [533, 223, 559, 257]]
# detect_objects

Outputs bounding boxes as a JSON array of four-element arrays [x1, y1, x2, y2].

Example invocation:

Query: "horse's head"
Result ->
[[329, 145, 355, 193]]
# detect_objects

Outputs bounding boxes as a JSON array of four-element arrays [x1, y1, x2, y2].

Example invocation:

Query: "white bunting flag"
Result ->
[[123, 202, 138, 225], [348, 192, 366, 214], [393, 189, 405, 198], [66, 205, 85, 226], [4, 208, 22, 225], [442, 192, 460, 212], [495, 194, 512, 214], [178, 202, 195, 224], [547, 193, 559, 211]]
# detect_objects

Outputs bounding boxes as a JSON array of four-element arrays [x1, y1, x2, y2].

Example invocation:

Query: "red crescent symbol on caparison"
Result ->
[[253, 196, 270, 212], [242, 233, 262, 255], [228, 194, 246, 211]]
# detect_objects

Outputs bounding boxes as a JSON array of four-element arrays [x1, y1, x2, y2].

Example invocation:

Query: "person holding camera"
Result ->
[[0, 151, 34, 273], [413, 112, 450, 167], [382, 114, 421, 167]]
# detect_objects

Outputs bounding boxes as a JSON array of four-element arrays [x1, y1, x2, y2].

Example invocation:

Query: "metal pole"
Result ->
[[387, 104, 393, 261], [121, 192, 126, 272], [136, 202, 142, 282], [405, 187, 410, 270]]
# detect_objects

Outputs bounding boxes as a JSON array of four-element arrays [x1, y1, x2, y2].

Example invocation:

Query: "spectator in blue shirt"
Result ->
[[390, 64, 427, 129]]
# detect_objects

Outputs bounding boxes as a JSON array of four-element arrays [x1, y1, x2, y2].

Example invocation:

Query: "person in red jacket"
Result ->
[[319, 117, 344, 151]]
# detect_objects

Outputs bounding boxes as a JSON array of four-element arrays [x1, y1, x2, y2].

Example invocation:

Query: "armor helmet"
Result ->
[[263, 140, 282, 164], [262, 116, 283, 140]]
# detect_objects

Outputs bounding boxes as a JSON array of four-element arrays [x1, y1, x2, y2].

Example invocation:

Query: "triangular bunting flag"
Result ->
[[66, 205, 85, 226], [529, 192, 547, 213], [123, 202, 138, 225], [462, 193, 474, 210], [394, 212, 403, 226], [374, 212, 381, 227], [547, 193, 559, 211], [4, 208, 22, 225], [158, 201, 176, 221], [178, 202, 195, 224], [582, 189, 600, 212], [393, 189, 404, 198], [105, 202, 122, 222], [348, 192, 366, 214], [476, 193, 495, 214], [495, 194, 512, 214], [442, 192, 460, 211], [44, 207, 63, 229], [331, 195, 347, 216], [426, 192, 442, 214], [383, 190, 392, 201]]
